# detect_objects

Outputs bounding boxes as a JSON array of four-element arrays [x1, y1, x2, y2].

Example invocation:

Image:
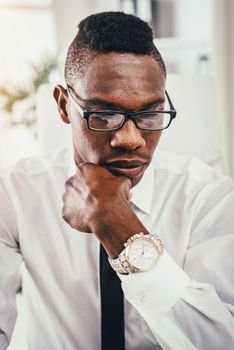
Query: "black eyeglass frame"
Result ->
[[66, 84, 177, 132]]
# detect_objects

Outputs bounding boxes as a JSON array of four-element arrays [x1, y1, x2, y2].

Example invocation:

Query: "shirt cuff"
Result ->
[[0, 332, 8, 350], [118, 250, 191, 322]]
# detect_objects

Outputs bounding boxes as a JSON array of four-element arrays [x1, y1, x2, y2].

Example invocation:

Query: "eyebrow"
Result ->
[[74, 96, 165, 111]]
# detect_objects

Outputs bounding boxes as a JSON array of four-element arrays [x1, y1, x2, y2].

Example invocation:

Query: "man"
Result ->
[[0, 11, 233, 350]]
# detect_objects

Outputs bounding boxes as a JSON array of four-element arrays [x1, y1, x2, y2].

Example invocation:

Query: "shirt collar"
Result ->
[[130, 163, 154, 214], [68, 154, 154, 215]]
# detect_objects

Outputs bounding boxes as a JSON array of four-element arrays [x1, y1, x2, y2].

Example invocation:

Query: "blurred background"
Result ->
[[0, 1, 233, 348], [0, 0, 233, 178]]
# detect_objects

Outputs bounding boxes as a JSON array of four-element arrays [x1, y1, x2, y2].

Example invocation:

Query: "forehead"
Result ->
[[73, 52, 166, 110]]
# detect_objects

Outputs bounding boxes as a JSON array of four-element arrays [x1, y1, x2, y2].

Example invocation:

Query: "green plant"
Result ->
[[0, 56, 58, 126]]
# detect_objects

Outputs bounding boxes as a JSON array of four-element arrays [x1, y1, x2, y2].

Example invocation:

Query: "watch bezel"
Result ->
[[108, 233, 163, 274], [125, 235, 160, 271]]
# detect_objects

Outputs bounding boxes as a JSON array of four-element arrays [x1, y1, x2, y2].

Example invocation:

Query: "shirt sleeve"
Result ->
[[119, 179, 234, 350], [0, 178, 22, 349]]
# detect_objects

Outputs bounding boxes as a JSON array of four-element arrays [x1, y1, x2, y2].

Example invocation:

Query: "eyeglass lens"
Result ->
[[88, 112, 171, 130]]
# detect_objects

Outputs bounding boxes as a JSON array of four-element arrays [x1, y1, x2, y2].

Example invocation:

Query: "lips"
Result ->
[[102, 159, 146, 178]]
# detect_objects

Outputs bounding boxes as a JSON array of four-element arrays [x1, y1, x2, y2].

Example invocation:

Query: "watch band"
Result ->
[[108, 233, 163, 274], [108, 256, 129, 275]]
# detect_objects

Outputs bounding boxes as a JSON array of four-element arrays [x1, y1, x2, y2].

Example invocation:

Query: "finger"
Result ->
[[128, 191, 132, 201], [118, 176, 131, 189], [118, 177, 132, 201]]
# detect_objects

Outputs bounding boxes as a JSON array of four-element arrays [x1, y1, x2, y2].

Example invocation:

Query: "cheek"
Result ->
[[145, 131, 162, 153], [71, 117, 110, 163]]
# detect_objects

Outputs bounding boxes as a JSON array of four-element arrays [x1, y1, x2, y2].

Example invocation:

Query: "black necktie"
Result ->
[[100, 244, 125, 350]]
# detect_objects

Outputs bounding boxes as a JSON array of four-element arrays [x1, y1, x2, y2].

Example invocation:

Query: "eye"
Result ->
[[136, 112, 171, 129], [88, 113, 124, 130]]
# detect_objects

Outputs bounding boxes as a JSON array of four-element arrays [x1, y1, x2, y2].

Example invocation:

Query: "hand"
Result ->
[[62, 162, 131, 232], [62, 162, 148, 257]]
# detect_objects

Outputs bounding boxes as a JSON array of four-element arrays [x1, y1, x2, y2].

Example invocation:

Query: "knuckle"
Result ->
[[64, 177, 73, 189], [70, 219, 77, 230], [119, 176, 131, 188], [62, 192, 66, 203], [62, 207, 68, 223], [62, 207, 77, 229], [125, 178, 131, 188]]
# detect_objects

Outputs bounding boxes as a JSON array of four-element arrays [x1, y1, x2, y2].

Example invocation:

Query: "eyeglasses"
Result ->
[[66, 85, 177, 132]]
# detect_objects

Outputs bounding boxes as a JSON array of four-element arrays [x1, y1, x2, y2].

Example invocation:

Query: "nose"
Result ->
[[110, 119, 146, 150]]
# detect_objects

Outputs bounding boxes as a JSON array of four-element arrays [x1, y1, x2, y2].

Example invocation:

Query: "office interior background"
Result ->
[[0, 1, 233, 348], [0, 0, 233, 180]]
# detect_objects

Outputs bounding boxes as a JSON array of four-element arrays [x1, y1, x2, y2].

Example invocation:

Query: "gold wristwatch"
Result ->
[[108, 232, 163, 274]]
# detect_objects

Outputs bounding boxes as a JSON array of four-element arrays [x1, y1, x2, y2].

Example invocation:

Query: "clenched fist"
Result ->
[[62, 162, 147, 257]]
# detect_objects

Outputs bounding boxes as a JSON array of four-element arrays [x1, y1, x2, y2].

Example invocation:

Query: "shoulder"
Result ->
[[0, 147, 71, 177], [0, 147, 72, 191], [0, 148, 72, 242], [151, 151, 233, 197]]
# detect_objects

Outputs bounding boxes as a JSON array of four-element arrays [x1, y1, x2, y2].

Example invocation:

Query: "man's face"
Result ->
[[56, 52, 166, 187]]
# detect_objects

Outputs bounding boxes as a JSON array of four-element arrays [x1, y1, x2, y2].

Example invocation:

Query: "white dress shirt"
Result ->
[[0, 147, 233, 350]]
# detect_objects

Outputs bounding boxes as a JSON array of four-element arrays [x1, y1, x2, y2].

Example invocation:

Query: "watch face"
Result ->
[[126, 237, 159, 271]]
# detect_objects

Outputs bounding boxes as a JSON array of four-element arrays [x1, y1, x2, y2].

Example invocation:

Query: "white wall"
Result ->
[[51, 0, 125, 67], [174, 0, 214, 40], [0, 6, 57, 86], [51, 0, 99, 67], [214, 0, 234, 177]]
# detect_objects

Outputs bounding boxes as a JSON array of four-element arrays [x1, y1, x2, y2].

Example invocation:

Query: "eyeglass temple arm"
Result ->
[[165, 90, 176, 111], [66, 84, 85, 116]]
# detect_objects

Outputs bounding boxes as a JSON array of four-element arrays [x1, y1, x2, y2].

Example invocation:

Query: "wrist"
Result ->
[[91, 202, 148, 257]]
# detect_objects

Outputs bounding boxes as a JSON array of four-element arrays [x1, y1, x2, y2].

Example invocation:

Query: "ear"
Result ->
[[53, 85, 70, 124]]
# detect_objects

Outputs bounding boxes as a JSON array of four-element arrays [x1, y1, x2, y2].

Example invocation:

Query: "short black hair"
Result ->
[[65, 11, 166, 86]]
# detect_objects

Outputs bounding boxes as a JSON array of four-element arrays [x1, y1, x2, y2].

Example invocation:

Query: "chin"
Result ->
[[130, 173, 145, 188]]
